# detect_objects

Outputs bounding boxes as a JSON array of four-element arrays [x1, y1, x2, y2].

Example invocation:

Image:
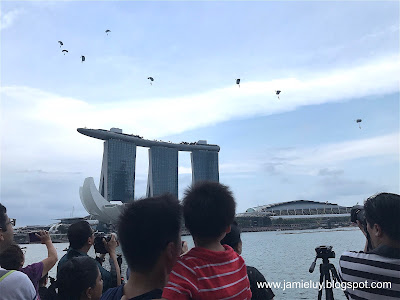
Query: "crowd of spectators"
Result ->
[[0, 187, 399, 300]]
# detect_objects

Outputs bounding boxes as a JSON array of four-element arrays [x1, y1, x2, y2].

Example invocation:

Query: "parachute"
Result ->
[[62, 50, 68, 55], [105, 29, 111, 35], [276, 90, 281, 99], [148, 77, 154, 85], [236, 79, 240, 88], [81, 55, 85, 62], [356, 119, 362, 129], [58, 41, 63, 48]]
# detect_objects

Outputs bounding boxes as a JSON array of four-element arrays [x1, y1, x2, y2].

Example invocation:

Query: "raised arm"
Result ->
[[105, 233, 121, 286], [36, 230, 58, 277]]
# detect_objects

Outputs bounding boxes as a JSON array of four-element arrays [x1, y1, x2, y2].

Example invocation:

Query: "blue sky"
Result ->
[[1, 1, 399, 226]]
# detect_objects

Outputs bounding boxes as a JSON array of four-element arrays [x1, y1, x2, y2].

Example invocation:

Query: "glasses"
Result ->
[[7, 218, 16, 227]]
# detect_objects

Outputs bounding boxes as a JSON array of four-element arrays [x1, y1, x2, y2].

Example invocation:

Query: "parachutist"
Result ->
[[236, 78, 240, 88]]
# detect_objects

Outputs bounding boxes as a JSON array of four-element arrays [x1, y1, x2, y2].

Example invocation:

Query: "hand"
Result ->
[[104, 233, 118, 254], [36, 230, 51, 244], [356, 220, 367, 238], [181, 241, 188, 255]]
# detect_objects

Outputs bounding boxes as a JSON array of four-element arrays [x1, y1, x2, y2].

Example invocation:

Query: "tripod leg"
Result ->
[[324, 267, 336, 300], [318, 271, 324, 300]]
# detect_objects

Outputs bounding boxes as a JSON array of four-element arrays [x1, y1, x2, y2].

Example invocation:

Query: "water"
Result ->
[[21, 227, 365, 299]]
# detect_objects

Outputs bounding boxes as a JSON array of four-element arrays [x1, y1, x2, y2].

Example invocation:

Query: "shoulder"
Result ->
[[0, 270, 36, 299], [130, 289, 162, 300], [58, 252, 68, 265], [100, 284, 124, 300], [340, 250, 400, 264], [4, 271, 31, 284], [340, 250, 400, 280], [23, 261, 44, 272], [247, 265, 266, 281]]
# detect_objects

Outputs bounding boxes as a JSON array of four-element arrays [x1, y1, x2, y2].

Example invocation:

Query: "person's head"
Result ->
[[364, 192, 400, 248], [118, 194, 182, 274], [39, 273, 48, 287], [57, 256, 103, 300], [220, 221, 242, 254], [68, 221, 94, 252], [0, 243, 24, 270], [183, 181, 236, 241], [0, 204, 15, 252]]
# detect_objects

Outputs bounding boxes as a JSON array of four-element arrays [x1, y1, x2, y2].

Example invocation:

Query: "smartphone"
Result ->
[[28, 232, 41, 243]]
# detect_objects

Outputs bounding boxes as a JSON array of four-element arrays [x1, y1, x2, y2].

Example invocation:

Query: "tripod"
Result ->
[[309, 246, 341, 300]]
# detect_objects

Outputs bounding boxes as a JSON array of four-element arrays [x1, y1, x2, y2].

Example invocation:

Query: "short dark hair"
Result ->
[[221, 221, 241, 251], [118, 194, 182, 273], [364, 192, 400, 241], [0, 243, 24, 270], [57, 256, 99, 300], [67, 221, 93, 250], [0, 203, 7, 231], [183, 181, 236, 239]]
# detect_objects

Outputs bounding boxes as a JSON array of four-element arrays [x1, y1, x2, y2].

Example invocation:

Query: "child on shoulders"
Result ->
[[162, 181, 252, 300]]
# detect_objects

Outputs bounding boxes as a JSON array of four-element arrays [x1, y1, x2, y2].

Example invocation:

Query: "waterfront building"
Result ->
[[237, 200, 352, 230]]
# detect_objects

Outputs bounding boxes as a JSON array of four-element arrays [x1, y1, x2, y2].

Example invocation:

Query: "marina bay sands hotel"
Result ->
[[77, 128, 220, 223]]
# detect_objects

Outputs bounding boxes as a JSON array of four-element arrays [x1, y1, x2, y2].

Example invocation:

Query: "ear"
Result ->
[[374, 223, 384, 238], [225, 225, 231, 234], [166, 241, 178, 260], [85, 286, 93, 299]]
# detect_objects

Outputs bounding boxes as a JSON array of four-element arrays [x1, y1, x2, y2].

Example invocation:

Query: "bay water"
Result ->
[[21, 226, 365, 299]]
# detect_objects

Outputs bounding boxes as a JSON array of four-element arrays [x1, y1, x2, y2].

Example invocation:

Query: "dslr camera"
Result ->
[[94, 232, 112, 254], [315, 245, 335, 260], [350, 205, 366, 227]]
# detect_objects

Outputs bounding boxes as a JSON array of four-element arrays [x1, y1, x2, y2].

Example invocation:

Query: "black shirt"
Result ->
[[247, 266, 275, 300]]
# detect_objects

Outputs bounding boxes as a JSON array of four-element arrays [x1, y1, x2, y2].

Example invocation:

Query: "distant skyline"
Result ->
[[1, 1, 399, 226]]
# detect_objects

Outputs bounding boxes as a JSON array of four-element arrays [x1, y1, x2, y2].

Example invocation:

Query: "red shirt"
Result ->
[[162, 245, 252, 300]]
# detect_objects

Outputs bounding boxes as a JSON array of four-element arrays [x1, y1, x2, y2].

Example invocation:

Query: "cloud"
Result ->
[[300, 176, 390, 206], [318, 168, 344, 177], [283, 132, 399, 173], [0, 9, 24, 30], [219, 132, 399, 177]]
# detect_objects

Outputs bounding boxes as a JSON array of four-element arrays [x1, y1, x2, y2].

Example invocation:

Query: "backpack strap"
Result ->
[[0, 270, 16, 282]]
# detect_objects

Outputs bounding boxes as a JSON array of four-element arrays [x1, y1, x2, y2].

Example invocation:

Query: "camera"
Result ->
[[350, 205, 366, 226], [315, 245, 335, 260], [94, 233, 112, 254], [28, 232, 42, 243]]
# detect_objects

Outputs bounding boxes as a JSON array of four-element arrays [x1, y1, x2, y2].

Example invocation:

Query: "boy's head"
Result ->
[[221, 221, 242, 254], [183, 181, 236, 240], [118, 194, 182, 274], [0, 243, 24, 269]]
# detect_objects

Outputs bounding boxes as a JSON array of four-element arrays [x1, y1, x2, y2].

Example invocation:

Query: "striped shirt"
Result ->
[[162, 245, 252, 300], [338, 246, 400, 300]]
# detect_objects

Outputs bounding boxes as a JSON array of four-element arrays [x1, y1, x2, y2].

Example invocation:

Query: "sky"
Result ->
[[1, 0, 399, 226]]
